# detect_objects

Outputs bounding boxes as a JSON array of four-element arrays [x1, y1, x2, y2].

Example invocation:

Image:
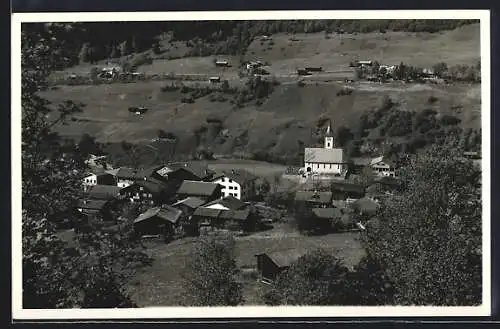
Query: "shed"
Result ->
[[86, 185, 123, 201], [255, 250, 304, 282], [133, 205, 183, 236]]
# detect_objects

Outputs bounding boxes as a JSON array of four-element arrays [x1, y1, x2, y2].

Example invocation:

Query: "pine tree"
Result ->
[[78, 42, 90, 64]]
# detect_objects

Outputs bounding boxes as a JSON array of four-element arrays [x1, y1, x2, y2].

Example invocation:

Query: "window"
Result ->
[[142, 193, 148, 198], [327, 143, 331, 147], [139, 187, 144, 191], [234, 186, 238, 191], [329, 164, 332, 169], [229, 186, 233, 190], [323, 164, 326, 169], [229, 179, 232, 183], [148, 193, 152, 198]]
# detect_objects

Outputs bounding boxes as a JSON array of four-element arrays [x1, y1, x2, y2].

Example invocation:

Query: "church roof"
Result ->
[[304, 147, 345, 164]]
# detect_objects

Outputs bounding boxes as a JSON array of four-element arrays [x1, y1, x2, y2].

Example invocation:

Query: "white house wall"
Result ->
[[213, 177, 242, 199], [117, 179, 134, 188], [304, 162, 345, 175]]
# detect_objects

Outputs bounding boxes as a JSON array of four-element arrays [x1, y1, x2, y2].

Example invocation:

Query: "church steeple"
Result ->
[[324, 120, 334, 149]]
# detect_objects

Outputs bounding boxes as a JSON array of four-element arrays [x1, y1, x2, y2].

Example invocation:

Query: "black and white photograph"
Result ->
[[12, 10, 491, 319]]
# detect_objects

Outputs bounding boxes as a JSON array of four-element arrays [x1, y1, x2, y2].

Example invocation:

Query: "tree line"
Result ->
[[25, 20, 478, 70]]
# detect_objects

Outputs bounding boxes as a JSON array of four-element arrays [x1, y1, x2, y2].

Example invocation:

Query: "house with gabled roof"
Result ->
[[77, 199, 113, 221], [369, 156, 397, 177], [133, 205, 184, 239], [255, 250, 304, 283], [202, 195, 248, 211], [176, 180, 223, 202], [82, 169, 115, 192], [209, 169, 258, 200], [120, 176, 168, 205], [85, 185, 123, 201], [106, 167, 137, 188]]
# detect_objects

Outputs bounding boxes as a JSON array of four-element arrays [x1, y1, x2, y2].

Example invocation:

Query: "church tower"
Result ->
[[324, 120, 334, 149]]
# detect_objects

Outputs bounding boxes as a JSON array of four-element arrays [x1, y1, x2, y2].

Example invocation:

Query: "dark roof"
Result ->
[[256, 250, 303, 268], [330, 182, 365, 194], [219, 208, 251, 221], [177, 180, 220, 196], [294, 191, 333, 204], [168, 162, 213, 180], [373, 176, 401, 187], [311, 207, 343, 219], [193, 207, 221, 218], [134, 177, 167, 193], [86, 185, 122, 200], [78, 199, 110, 210], [135, 165, 164, 180], [350, 157, 372, 166], [212, 169, 258, 185], [171, 197, 207, 209], [113, 167, 137, 179], [203, 195, 247, 210], [134, 205, 182, 224]]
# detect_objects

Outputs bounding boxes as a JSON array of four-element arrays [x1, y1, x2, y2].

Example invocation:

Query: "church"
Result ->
[[303, 122, 348, 176]]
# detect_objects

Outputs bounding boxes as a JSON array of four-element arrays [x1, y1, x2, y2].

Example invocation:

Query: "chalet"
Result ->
[[171, 197, 206, 215], [330, 182, 365, 200], [294, 191, 333, 208], [176, 180, 223, 202], [369, 156, 397, 177], [215, 60, 229, 67], [85, 185, 123, 201], [77, 199, 113, 221], [193, 207, 255, 233], [202, 195, 247, 211], [120, 177, 167, 205], [133, 205, 183, 239], [82, 171, 115, 191], [167, 162, 215, 181], [255, 250, 303, 283], [209, 76, 221, 83], [107, 167, 137, 188], [209, 169, 258, 200]]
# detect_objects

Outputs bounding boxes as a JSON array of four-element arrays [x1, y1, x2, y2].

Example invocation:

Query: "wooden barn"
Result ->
[[133, 205, 183, 240], [255, 250, 304, 283]]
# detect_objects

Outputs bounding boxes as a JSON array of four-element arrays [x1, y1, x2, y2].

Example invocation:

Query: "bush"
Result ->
[[181, 96, 195, 103], [440, 114, 461, 126], [337, 87, 353, 96], [427, 96, 439, 104]]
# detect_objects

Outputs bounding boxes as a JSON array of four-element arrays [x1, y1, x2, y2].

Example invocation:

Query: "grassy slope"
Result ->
[[42, 24, 481, 159], [127, 224, 365, 306]]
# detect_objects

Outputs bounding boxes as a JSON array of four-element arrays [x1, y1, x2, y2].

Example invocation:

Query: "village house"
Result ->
[[202, 195, 248, 211], [106, 167, 137, 188], [133, 205, 184, 240], [176, 180, 223, 202], [120, 176, 168, 205], [255, 250, 303, 283], [209, 169, 258, 200], [82, 171, 116, 191], [192, 207, 255, 234], [85, 185, 124, 201], [294, 191, 333, 208], [311, 207, 344, 231], [171, 197, 207, 215], [370, 156, 397, 177], [304, 122, 348, 176], [77, 199, 113, 222]]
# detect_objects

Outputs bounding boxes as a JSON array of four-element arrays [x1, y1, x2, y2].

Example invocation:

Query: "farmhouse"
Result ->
[[121, 177, 167, 205], [107, 167, 137, 188], [82, 171, 115, 191], [255, 250, 303, 283], [176, 180, 223, 202], [133, 205, 183, 238], [171, 197, 207, 215], [304, 122, 348, 176], [77, 199, 113, 221], [85, 185, 123, 201], [202, 195, 248, 211], [370, 156, 397, 177], [209, 76, 221, 83], [294, 191, 333, 208], [209, 169, 258, 200]]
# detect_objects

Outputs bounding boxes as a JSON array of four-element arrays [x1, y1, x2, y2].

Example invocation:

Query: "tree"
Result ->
[[182, 234, 243, 306], [335, 125, 353, 147], [264, 249, 351, 305], [119, 40, 131, 57], [22, 24, 146, 308], [78, 42, 91, 64], [78, 133, 102, 157], [363, 146, 482, 305]]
